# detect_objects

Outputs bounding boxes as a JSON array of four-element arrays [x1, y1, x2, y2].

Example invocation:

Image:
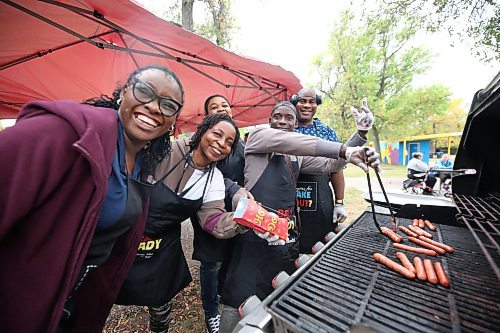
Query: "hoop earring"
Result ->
[[144, 140, 151, 150], [169, 124, 175, 132], [117, 98, 122, 106]]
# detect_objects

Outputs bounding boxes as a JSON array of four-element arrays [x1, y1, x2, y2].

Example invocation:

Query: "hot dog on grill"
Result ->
[[434, 262, 450, 287], [413, 257, 427, 281], [373, 253, 416, 279], [408, 224, 425, 236], [418, 219, 425, 229], [408, 225, 433, 238], [415, 226, 433, 238], [392, 243, 437, 256], [424, 219, 436, 231], [395, 252, 416, 274], [423, 259, 438, 284], [412, 218, 419, 226], [380, 227, 403, 243], [418, 236, 455, 253], [408, 237, 447, 255], [399, 225, 418, 238]]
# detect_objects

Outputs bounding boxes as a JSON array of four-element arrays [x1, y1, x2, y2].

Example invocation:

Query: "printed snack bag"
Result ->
[[233, 197, 289, 240]]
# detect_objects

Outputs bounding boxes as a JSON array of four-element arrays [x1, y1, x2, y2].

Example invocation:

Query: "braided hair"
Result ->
[[189, 113, 240, 165], [83, 65, 185, 177]]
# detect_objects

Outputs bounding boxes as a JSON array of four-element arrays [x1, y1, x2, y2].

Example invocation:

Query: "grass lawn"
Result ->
[[342, 163, 407, 224], [343, 163, 407, 178], [344, 187, 369, 224]]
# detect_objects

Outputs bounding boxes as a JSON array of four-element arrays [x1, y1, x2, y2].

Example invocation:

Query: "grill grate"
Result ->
[[453, 193, 500, 280], [453, 193, 500, 220], [267, 213, 500, 333]]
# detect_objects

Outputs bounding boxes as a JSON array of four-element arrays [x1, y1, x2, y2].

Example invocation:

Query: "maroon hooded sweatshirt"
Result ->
[[0, 100, 148, 333]]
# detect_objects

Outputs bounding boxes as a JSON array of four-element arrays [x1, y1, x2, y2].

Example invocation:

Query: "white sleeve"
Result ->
[[417, 160, 429, 172], [203, 168, 225, 203]]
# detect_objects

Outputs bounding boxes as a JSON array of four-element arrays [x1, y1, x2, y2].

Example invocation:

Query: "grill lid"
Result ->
[[453, 72, 500, 196]]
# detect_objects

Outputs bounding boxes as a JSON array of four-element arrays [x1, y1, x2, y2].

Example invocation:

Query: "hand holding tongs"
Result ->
[[363, 149, 397, 233]]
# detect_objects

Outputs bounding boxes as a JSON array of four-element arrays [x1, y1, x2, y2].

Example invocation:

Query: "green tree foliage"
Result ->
[[312, 8, 449, 151], [195, 0, 235, 48], [430, 98, 467, 133], [316, 85, 453, 141], [383, 0, 500, 62], [147, 0, 236, 49], [384, 84, 452, 138]]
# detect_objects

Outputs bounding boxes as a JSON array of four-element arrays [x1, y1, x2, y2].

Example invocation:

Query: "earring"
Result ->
[[144, 140, 151, 150], [117, 98, 122, 106], [169, 124, 175, 132]]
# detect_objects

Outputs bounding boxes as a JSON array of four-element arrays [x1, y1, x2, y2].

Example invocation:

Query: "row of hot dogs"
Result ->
[[373, 219, 454, 288]]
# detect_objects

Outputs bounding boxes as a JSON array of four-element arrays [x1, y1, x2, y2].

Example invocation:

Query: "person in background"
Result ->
[[191, 94, 245, 333], [407, 152, 437, 194], [116, 113, 246, 333], [432, 153, 454, 189], [292, 88, 374, 253], [0, 65, 182, 333], [243, 132, 249, 144], [218, 101, 381, 332]]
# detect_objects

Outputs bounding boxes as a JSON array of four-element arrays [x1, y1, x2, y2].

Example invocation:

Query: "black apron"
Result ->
[[221, 154, 300, 308], [217, 139, 245, 186], [191, 143, 244, 263], [191, 215, 233, 262], [117, 160, 212, 307], [296, 172, 335, 254], [59, 177, 151, 329]]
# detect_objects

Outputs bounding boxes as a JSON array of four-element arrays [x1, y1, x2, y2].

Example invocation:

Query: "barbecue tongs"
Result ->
[[365, 164, 397, 233]]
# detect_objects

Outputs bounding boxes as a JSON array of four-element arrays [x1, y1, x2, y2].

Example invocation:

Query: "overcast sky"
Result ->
[[233, 0, 498, 108], [138, 0, 498, 109]]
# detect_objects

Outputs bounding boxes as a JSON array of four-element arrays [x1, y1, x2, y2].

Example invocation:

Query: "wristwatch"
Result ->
[[335, 199, 344, 205]]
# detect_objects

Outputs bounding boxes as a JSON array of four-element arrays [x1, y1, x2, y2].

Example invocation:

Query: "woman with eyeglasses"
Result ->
[[116, 113, 248, 333], [0, 65, 183, 333]]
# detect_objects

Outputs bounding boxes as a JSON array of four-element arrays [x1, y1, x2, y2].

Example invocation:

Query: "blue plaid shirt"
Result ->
[[295, 118, 339, 142]]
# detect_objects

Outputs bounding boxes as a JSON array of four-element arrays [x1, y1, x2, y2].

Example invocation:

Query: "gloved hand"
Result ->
[[333, 204, 348, 224], [350, 97, 374, 131], [232, 187, 255, 210], [345, 146, 381, 172], [254, 230, 285, 245]]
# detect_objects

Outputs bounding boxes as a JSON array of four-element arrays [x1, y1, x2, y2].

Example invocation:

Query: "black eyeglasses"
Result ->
[[130, 80, 183, 117]]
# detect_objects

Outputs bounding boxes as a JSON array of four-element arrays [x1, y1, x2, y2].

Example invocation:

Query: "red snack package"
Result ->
[[233, 198, 289, 240]]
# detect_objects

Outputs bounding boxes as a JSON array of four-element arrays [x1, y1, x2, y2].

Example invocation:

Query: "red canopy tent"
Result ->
[[0, 0, 302, 132]]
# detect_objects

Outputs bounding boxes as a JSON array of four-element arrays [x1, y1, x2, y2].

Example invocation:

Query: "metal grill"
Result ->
[[266, 213, 500, 333], [453, 193, 500, 281]]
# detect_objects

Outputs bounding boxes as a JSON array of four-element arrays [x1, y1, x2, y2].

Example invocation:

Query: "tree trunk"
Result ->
[[182, 0, 194, 31]]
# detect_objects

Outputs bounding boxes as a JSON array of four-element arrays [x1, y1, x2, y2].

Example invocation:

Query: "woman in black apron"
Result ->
[[191, 94, 245, 333], [56, 65, 184, 332], [117, 113, 241, 333]]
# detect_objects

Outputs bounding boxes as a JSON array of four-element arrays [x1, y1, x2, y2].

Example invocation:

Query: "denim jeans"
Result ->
[[200, 261, 222, 318], [219, 304, 240, 333]]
